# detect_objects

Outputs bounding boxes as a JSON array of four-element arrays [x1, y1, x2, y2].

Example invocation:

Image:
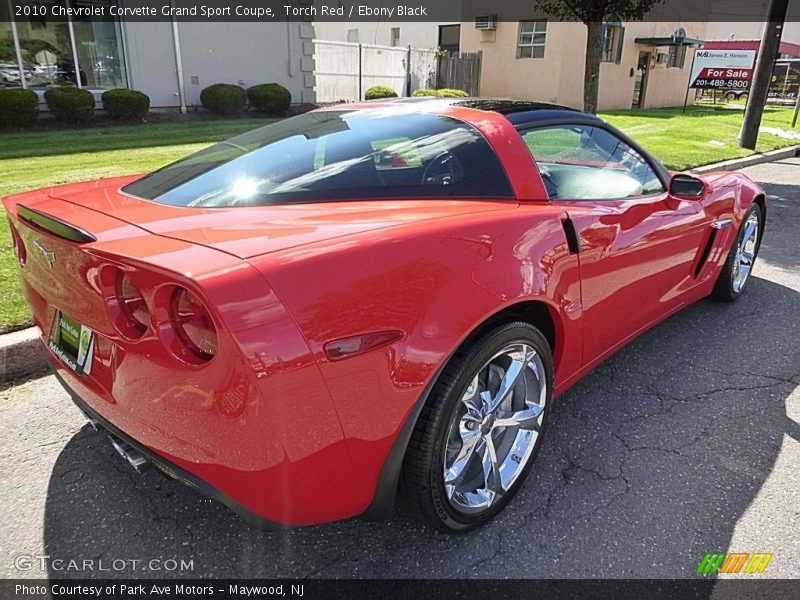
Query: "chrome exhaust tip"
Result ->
[[108, 435, 151, 473]]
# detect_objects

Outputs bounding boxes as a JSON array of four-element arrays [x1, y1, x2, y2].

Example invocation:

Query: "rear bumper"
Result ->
[[53, 370, 282, 530]]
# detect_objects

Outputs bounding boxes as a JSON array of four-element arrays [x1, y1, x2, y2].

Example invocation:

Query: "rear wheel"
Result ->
[[402, 322, 553, 533], [712, 203, 762, 302]]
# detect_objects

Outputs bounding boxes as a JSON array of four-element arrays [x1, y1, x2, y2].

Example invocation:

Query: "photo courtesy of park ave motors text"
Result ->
[[1, 0, 799, 594]]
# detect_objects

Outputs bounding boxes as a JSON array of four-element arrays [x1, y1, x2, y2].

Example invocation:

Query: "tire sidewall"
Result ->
[[426, 323, 553, 532]]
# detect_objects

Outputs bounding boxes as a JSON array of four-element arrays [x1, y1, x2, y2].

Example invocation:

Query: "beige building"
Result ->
[[460, 0, 710, 110]]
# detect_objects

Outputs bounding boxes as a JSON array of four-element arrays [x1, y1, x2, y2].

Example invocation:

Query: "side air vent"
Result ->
[[561, 217, 581, 254], [17, 204, 96, 244], [694, 229, 718, 278]]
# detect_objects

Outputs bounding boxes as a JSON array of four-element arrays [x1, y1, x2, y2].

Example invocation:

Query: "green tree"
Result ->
[[537, 0, 663, 113]]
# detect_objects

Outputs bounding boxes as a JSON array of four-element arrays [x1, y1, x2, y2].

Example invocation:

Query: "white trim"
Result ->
[[6, 0, 26, 89], [64, 0, 82, 87], [170, 16, 186, 113]]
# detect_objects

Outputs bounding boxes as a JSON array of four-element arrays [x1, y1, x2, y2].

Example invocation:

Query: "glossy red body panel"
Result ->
[[2, 102, 766, 525]]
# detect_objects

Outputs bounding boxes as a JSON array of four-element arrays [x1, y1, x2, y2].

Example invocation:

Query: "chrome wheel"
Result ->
[[732, 211, 760, 293], [442, 342, 547, 514]]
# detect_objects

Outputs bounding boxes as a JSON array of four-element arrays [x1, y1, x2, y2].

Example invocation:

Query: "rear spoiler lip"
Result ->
[[16, 204, 97, 244]]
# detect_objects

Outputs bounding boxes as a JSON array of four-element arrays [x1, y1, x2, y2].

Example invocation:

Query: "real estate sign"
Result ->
[[689, 49, 757, 92]]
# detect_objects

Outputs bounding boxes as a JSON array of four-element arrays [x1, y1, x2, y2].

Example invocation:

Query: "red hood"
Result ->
[[44, 175, 514, 259]]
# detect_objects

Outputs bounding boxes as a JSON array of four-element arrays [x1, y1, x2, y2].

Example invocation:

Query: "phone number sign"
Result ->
[[690, 49, 756, 90]]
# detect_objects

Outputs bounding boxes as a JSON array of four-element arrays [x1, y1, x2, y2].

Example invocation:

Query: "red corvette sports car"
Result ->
[[4, 99, 766, 532]]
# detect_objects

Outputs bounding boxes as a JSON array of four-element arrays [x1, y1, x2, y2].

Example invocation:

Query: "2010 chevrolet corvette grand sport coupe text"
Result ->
[[4, 99, 766, 533]]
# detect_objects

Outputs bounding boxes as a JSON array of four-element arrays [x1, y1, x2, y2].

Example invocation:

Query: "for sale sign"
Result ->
[[690, 49, 757, 91]]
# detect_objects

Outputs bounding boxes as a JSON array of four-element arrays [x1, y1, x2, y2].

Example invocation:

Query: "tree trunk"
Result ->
[[583, 21, 603, 114]]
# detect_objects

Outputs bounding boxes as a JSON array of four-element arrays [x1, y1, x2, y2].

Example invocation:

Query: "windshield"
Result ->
[[122, 109, 514, 207]]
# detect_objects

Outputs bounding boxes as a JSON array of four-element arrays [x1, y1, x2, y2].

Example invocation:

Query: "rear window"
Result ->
[[123, 110, 514, 207]]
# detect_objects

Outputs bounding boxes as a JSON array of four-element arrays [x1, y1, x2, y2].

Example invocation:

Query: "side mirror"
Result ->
[[669, 174, 707, 198]]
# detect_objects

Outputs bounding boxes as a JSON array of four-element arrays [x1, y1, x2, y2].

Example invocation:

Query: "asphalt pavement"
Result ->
[[1, 159, 799, 580]]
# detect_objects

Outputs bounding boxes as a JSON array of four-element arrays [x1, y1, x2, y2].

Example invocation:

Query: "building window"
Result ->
[[347, 28, 360, 43], [390, 27, 400, 47], [668, 45, 687, 68], [438, 24, 460, 54], [1, 0, 127, 90], [517, 20, 546, 59], [601, 20, 624, 63]]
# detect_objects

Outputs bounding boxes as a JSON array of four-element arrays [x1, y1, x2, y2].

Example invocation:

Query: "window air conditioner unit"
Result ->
[[475, 15, 497, 30]]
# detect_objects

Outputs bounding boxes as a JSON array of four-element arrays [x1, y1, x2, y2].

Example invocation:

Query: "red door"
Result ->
[[562, 195, 707, 363], [517, 123, 710, 365]]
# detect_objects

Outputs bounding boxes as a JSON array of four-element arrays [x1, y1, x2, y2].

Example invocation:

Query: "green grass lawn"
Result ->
[[0, 106, 798, 333], [0, 118, 275, 333], [601, 105, 800, 171]]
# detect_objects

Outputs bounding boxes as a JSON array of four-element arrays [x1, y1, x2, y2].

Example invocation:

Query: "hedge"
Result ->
[[200, 83, 247, 115], [411, 88, 469, 98], [247, 83, 291, 116], [364, 85, 398, 100], [0, 88, 38, 128], [44, 86, 95, 124], [435, 88, 469, 97], [102, 88, 150, 120]]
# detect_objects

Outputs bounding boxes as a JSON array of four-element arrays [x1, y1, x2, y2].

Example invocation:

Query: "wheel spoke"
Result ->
[[481, 435, 501, 496], [444, 432, 483, 488], [493, 403, 545, 429], [484, 347, 526, 414], [742, 220, 757, 246]]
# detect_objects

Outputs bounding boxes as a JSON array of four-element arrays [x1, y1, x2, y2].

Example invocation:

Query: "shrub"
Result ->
[[44, 86, 95, 124], [435, 88, 469, 97], [102, 88, 150, 120], [200, 83, 247, 115], [411, 88, 469, 98], [247, 83, 291, 116], [0, 88, 39, 128], [364, 85, 398, 100]]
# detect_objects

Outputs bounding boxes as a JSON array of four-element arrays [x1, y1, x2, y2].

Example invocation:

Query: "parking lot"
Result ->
[[1, 159, 798, 580]]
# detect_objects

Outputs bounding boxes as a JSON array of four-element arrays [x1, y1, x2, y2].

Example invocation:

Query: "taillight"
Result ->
[[170, 286, 217, 362], [115, 271, 149, 335], [8, 220, 26, 267]]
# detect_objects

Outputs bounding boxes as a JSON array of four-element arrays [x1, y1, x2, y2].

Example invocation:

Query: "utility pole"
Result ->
[[739, 0, 790, 149]]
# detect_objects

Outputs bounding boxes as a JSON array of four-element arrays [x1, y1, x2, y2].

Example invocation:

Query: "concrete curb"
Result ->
[[0, 326, 48, 384], [1, 145, 798, 385], [692, 145, 800, 174]]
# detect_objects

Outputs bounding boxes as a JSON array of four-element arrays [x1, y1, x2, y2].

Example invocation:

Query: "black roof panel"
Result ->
[[452, 99, 604, 126]]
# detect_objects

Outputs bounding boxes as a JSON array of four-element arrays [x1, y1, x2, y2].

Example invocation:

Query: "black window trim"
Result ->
[[513, 118, 671, 202]]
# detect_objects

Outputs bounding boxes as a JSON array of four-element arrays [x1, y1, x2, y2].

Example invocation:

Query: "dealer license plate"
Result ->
[[48, 311, 94, 375]]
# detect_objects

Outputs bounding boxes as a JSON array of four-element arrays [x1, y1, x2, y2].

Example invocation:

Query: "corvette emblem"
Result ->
[[33, 240, 55, 269]]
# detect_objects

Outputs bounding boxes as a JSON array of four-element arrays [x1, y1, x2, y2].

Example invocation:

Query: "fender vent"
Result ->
[[694, 229, 718, 278], [561, 217, 581, 254]]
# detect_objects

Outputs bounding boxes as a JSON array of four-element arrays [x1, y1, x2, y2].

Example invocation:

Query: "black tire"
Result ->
[[711, 203, 763, 302], [401, 321, 553, 533]]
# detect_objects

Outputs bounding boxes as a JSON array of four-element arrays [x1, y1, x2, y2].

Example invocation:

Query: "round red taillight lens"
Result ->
[[115, 271, 149, 335], [170, 287, 217, 362]]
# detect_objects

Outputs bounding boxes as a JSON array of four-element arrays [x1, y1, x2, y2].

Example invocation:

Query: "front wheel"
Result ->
[[402, 322, 553, 533], [712, 203, 762, 302]]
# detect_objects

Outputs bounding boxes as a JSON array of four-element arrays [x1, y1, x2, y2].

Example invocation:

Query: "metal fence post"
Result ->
[[358, 43, 363, 100], [406, 45, 412, 96]]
